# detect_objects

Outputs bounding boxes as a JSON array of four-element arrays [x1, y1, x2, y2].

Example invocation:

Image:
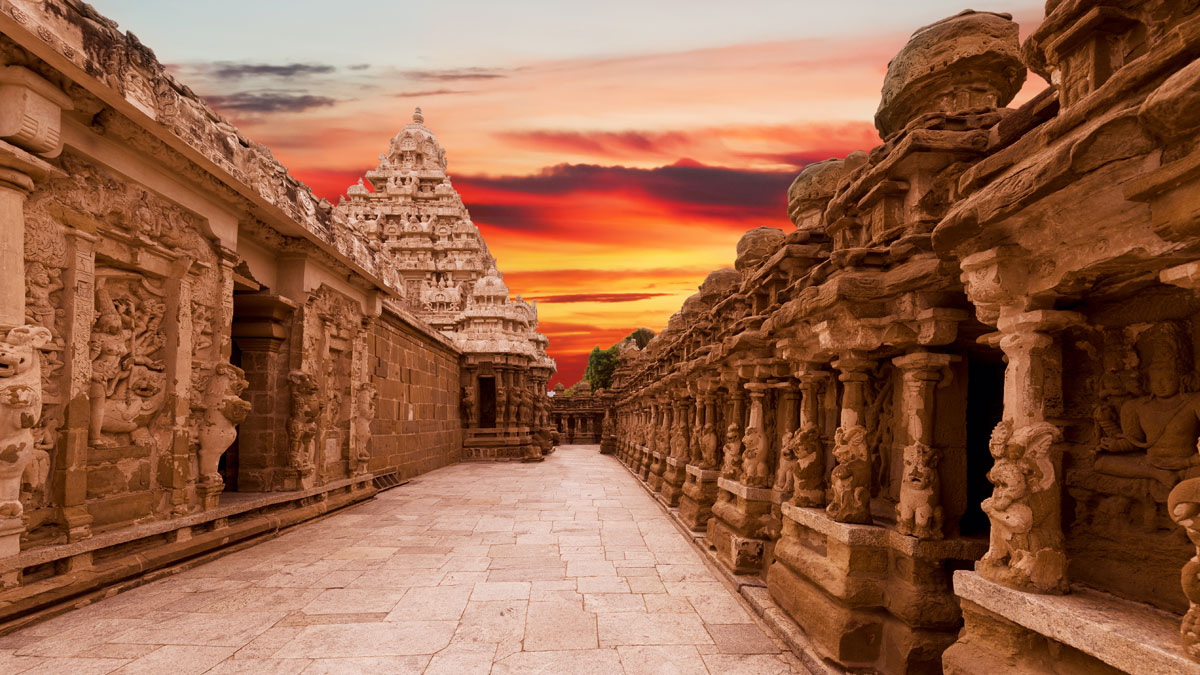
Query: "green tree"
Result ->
[[626, 327, 655, 348], [584, 345, 619, 391]]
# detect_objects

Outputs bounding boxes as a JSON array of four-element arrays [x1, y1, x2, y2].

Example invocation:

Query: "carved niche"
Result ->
[[298, 285, 369, 482]]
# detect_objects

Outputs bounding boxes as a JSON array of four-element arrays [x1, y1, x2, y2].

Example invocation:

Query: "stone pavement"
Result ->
[[0, 445, 808, 674]]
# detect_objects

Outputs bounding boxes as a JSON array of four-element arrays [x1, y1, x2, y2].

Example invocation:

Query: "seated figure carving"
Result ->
[[1096, 323, 1200, 488]]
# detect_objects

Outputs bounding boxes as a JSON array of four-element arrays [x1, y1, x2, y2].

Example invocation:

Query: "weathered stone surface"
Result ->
[[610, 3, 1200, 673], [875, 10, 1025, 139]]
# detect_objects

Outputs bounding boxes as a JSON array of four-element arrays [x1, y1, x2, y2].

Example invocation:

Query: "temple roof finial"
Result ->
[[413, 107, 424, 124]]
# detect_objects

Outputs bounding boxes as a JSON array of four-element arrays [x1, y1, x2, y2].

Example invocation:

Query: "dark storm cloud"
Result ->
[[204, 91, 337, 113], [206, 62, 337, 80], [456, 160, 793, 234], [392, 88, 474, 98], [401, 67, 507, 81]]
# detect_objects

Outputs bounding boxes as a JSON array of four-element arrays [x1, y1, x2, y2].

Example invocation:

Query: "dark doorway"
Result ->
[[219, 340, 242, 492], [479, 376, 497, 428], [961, 356, 1006, 537]]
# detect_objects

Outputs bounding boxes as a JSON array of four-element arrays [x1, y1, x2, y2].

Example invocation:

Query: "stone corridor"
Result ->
[[0, 446, 806, 674]]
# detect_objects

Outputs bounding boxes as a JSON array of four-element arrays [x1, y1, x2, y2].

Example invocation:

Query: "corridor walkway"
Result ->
[[0, 445, 807, 674]]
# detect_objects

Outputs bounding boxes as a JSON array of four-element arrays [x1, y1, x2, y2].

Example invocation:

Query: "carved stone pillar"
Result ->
[[680, 383, 721, 531], [660, 393, 690, 507], [649, 398, 670, 491], [790, 365, 829, 507], [56, 230, 96, 542], [721, 385, 747, 479], [892, 351, 957, 539], [827, 354, 874, 524], [738, 380, 772, 488], [772, 381, 800, 498], [976, 309, 1080, 594], [0, 69, 71, 557], [639, 403, 657, 480]]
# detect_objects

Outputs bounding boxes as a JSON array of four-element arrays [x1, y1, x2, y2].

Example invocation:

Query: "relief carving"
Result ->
[[827, 425, 871, 523], [195, 363, 250, 487], [89, 278, 167, 448], [897, 442, 943, 539], [352, 382, 377, 473], [979, 420, 1068, 593], [0, 327, 52, 525], [1095, 322, 1200, 487], [699, 422, 719, 470], [287, 371, 321, 476], [786, 427, 825, 507], [669, 413, 689, 461], [720, 423, 743, 479], [740, 425, 770, 488]]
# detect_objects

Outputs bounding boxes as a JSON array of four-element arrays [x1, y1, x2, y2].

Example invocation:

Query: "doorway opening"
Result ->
[[479, 376, 497, 428], [961, 356, 1006, 537]]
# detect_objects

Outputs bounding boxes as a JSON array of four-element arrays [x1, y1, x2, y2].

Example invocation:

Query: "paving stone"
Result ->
[[523, 601, 598, 651], [387, 585, 472, 621], [597, 612, 713, 646], [617, 645, 710, 674], [274, 621, 456, 658], [1, 446, 791, 673], [706, 624, 782, 654]]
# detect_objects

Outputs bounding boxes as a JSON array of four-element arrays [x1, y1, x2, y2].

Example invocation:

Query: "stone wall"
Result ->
[[0, 0, 473, 627], [368, 307, 462, 477]]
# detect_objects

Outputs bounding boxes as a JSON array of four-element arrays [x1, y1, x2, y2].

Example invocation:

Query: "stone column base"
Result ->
[[768, 503, 986, 673], [0, 518, 22, 559], [648, 451, 666, 491], [706, 478, 776, 575], [638, 448, 652, 480], [195, 481, 224, 511], [658, 457, 687, 507], [678, 465, 720, 531]]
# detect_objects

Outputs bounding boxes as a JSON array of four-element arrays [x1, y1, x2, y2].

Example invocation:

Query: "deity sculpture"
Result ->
[[88, 287, 130, 446], [788, 427, 825, 507], [670, 414, 689, 460], [689, 419, 704, 464], [0, 326, 52, 524], [495, 385, 508, 427], [461, 384, 477, 426], [720, 423, 743, 479], [352, 383, 377, 473], [24, 262, 62, 333], [656, 418, 671, 457], [979, 419, 1067, 593], [1096, 322, 1200, 487], [699, 422, 719, 470], [287, 371, 321, 476], [774, 430, 797, 495], [89, 283, 167, 448], [897, 442, 943, 539], [827, 425, 871, 523], [195, 363, 251, 487], [518, 388, 534, 426], [741, 425, 771, 487]]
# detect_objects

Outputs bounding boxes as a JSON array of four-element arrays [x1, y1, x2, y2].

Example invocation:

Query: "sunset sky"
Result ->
[[100, 1, 1046, 387]]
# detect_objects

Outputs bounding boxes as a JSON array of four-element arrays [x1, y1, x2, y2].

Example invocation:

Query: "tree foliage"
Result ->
[[578, 327, 656, 392], [626, 327, 655, 348], [584, 345, 619, 392]]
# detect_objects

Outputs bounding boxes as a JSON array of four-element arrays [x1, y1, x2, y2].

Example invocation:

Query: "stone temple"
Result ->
[[0, 1, 1199, 673]]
